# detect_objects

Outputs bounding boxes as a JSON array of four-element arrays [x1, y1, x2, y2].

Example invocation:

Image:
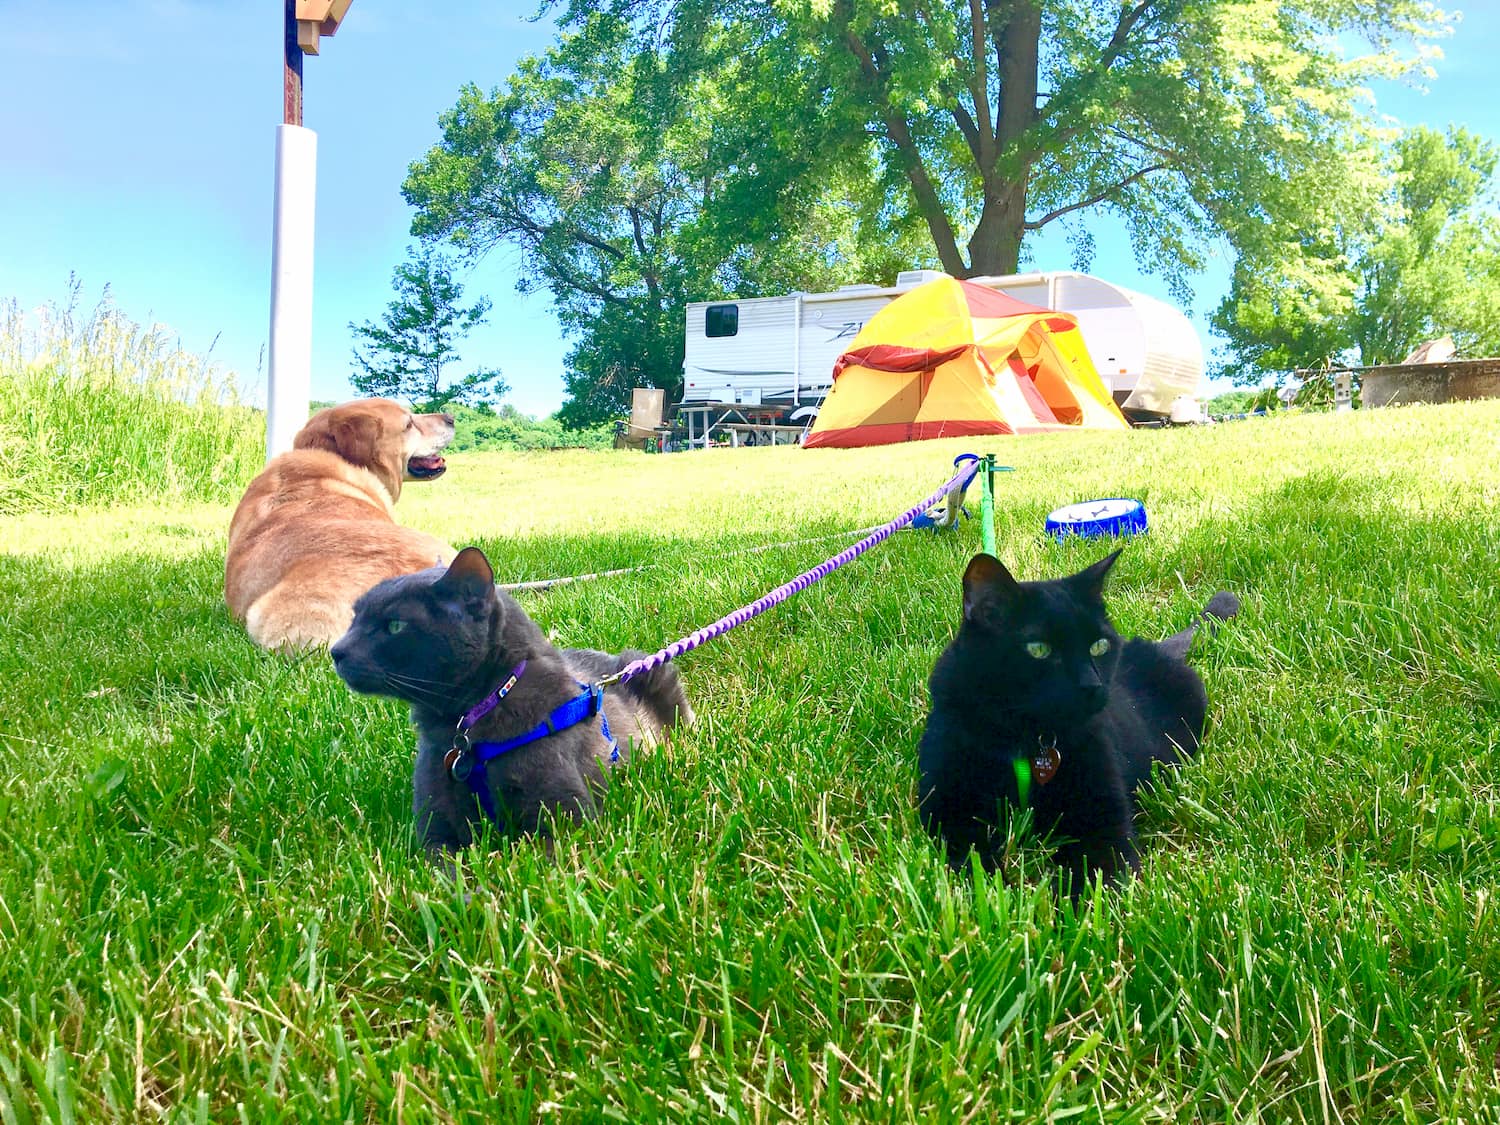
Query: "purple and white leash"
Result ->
[[598, 457, 982, 687]]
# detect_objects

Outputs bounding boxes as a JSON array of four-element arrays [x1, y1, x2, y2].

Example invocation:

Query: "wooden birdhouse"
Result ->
[[295, 0, 353, 55]]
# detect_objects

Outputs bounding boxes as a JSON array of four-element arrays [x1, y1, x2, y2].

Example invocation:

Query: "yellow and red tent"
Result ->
[[804, 276, 1128, 448]]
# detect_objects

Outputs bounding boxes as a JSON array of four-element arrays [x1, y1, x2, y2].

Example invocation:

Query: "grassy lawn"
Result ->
[[0, 399, 1497, 1121]]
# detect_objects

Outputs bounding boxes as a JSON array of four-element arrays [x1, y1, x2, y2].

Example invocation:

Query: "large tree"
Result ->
[[1213, 126, 1500, 381], [409, 1, 1451, 420], [551, 0, 1449, 291], [1351, 126, 1500, 365], [349, 247, 508, 412], [404, 14, 926, 425]]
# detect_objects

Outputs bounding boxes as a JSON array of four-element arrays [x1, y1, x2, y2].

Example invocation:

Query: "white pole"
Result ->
[[266, 123, 318, 460], [791, 292, 802, 406]]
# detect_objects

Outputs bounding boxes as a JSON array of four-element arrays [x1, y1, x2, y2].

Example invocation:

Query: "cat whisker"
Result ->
[[384, 669, 455, 689], [382, 673, 450, 704]]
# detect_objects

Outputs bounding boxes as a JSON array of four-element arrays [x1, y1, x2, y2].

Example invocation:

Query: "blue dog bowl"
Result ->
[[1044, 498, 1148, 541]]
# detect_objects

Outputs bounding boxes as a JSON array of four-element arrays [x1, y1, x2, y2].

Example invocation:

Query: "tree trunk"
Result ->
[[965, 182, 1028, 276], [965, 0, 1041, 276]]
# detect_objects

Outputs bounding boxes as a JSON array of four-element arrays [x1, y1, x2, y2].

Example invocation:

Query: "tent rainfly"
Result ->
[[804, 276, 1128, 448]]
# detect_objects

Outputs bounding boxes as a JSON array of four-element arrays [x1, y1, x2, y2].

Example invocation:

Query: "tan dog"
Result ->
[[225, 398, 457, 651]]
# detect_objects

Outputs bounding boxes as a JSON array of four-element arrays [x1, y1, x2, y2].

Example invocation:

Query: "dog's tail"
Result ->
[[1160, 591, 1240, 660]]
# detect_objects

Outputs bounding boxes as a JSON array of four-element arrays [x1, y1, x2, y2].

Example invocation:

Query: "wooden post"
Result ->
[[283, 0, 303, 126]]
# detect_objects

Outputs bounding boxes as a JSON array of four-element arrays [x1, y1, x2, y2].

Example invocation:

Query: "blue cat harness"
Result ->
[[444, 660, 620, 826]]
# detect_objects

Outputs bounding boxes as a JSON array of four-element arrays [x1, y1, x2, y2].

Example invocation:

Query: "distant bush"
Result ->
[[1204, 389, 1260, 415], [446, 403, 614, 452], [311, 399, 614, 451], [1205, 386, 1287, 416], [0, 284, 263, 515]]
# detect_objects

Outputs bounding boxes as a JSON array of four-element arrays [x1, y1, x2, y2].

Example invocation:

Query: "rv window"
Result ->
[[705, 304, 739, 338]]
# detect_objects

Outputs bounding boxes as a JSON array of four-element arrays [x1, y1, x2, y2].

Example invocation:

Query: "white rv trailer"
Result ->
[[681, 269, 1203, 423]]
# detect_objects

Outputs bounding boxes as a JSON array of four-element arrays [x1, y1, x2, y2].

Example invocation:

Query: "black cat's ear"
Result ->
[[1072, 549, 1122, 598], [962, 553, 1020, 620], [436, 546, 495, 601]]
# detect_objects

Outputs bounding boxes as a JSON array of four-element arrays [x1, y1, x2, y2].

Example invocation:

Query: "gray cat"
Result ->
[[330, 546, 693, 859]]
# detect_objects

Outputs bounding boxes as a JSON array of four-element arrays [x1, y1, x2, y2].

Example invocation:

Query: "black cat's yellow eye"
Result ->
[[1090, 638, 1110, 657], [1025, 641, 1051, 660], [386, 619, 406, 636]]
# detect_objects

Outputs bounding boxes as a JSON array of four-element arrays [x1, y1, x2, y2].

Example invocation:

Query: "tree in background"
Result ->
[[403, 14, 929, 426], [547, 0, 1447, 292], [1214, 126, 1500, 382], [408, 1, 1453, 421], [349, 247, 509, 412], [1351, 127, 1500, 365]]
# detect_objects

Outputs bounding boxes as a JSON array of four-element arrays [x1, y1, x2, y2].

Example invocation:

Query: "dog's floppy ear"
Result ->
[[292, 408, 340, 454], [962, 553, 1020, 621], [295, 409, 379, 462], [295, 405, 404, 500], [436, 546, 496, 603]]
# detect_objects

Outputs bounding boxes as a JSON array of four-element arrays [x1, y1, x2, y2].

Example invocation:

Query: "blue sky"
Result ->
[[2, 2, 1497, 416]]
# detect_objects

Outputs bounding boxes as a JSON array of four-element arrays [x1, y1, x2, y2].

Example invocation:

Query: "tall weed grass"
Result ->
[[0, 282, 263, 515]]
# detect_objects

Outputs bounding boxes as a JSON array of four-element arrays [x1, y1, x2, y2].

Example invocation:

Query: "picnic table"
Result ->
[[676, 402, 806, 449]]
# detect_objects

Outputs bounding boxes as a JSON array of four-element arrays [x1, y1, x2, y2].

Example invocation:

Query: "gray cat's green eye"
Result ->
[[1025, 641, 1051, 660], [1089, 638, 1110, 657], [386, 619, 406, 636]]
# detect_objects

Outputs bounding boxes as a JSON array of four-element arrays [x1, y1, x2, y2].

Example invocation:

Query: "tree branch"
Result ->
[[1038, 0, 1153, 149], [951, 101, 982, 163], [968, 0, 994, 165], [1023, 163, 1167, 229], [837, 6, 969, 275], [510, 224, 634, 309], [1101, 0, 1152, 71], [909, 0, 985, 163]]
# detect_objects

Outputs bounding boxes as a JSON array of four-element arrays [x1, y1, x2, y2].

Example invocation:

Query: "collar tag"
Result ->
[[445, 745, 474, 781], [1032, 734, 1062, 786]]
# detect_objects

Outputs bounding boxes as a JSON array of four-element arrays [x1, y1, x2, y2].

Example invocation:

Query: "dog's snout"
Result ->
[[440, 413, 454, 426]]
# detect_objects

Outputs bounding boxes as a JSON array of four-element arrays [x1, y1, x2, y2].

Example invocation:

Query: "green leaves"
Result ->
[[348, 246, 508, 413], [1215, 125, 1500, 382], [405, 1, 1460, 418], [403, 8, 929, 425], [1351, 126, 1500, 366]]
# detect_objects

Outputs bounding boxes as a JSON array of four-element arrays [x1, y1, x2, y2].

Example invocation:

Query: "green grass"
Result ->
[[0, 292, 263, 515], [0, 391, 1497, 1121]]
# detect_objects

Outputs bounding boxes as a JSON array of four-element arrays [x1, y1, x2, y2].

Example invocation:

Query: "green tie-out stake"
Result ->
[[978, 453, 1012, 556]]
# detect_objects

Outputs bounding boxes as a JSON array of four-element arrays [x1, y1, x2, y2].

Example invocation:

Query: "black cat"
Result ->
[[330, 547, 693, 859], [917, 550, 1238, 894]]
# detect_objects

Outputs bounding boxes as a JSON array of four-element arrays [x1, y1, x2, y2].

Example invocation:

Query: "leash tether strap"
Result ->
[[601, 457, 983, 688]]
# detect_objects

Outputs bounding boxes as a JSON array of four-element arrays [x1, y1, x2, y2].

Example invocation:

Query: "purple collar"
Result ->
[[458, 660, 527, 732]]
